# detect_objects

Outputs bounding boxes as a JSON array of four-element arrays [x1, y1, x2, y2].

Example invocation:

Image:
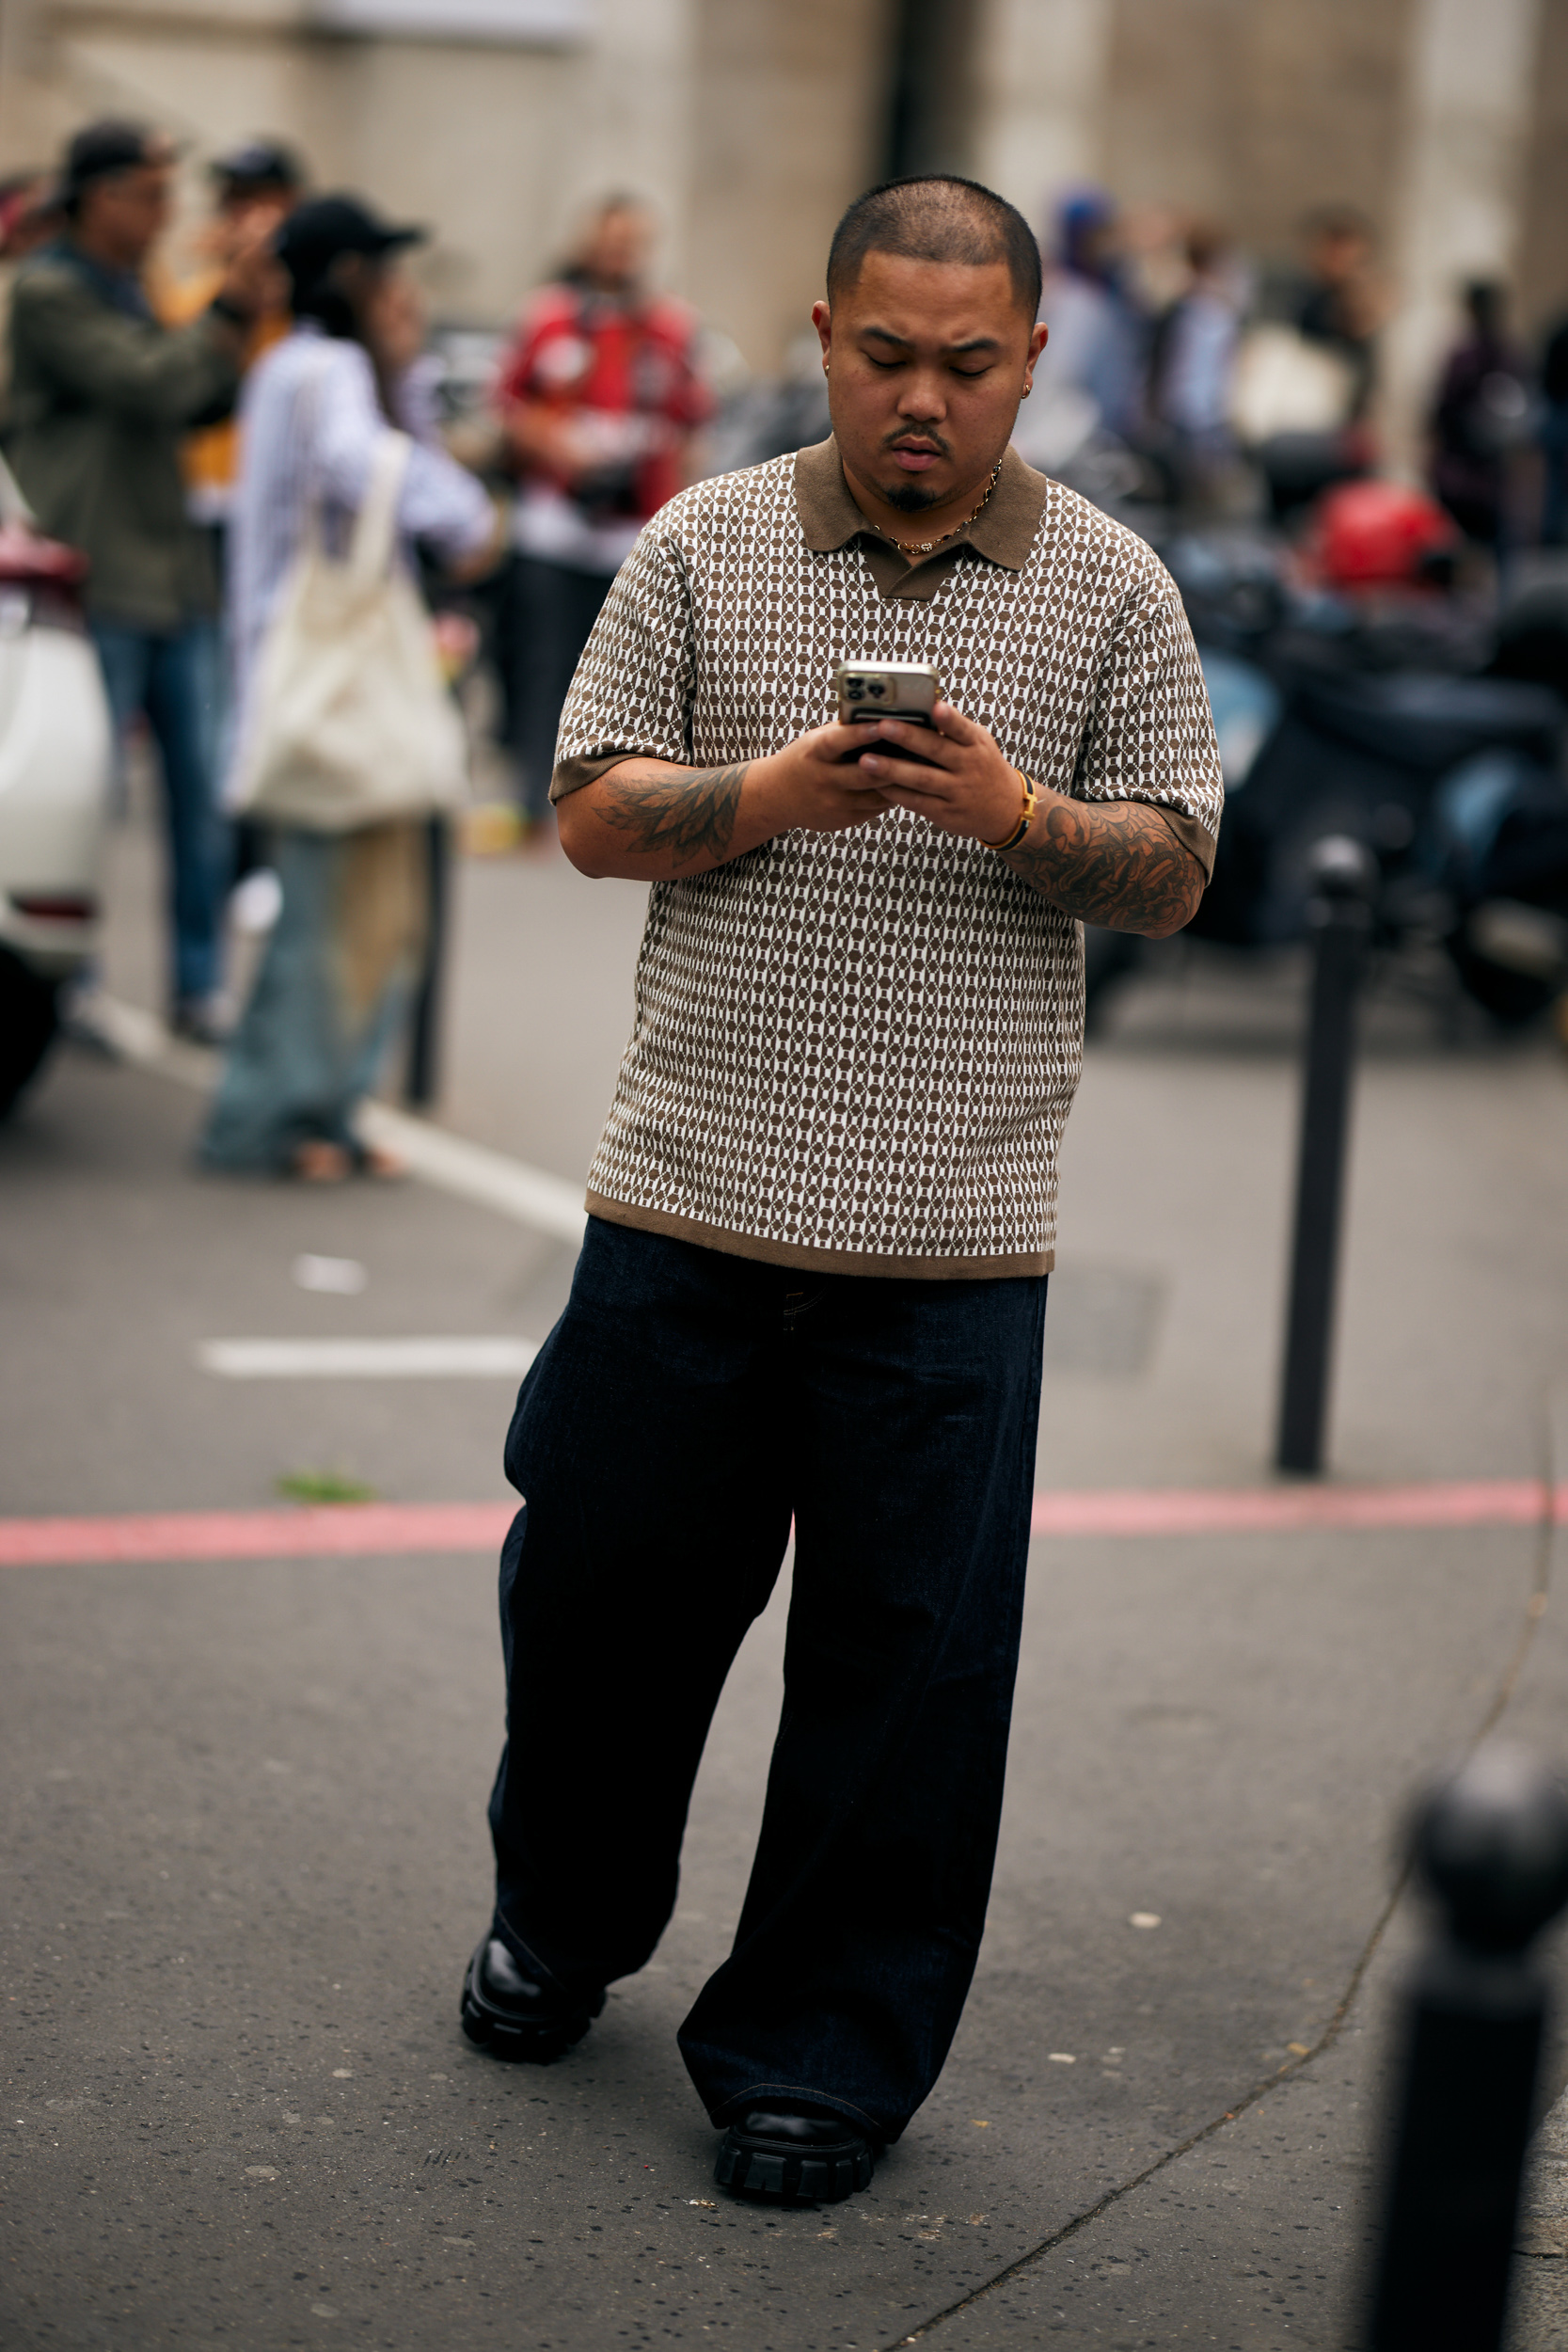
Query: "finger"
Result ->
[[829, 749, 900, 789], [876, 785, 969, 830], [866, 718, 963, 770], [930, 699, 981, 744], [860, 751, 959, 796]]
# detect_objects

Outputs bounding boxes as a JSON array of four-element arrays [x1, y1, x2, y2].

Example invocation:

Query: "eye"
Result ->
[[865, 354, 904, 371]]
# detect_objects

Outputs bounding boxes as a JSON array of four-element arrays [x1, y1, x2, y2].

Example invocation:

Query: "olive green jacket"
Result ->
[[5, 245, 241, 629]]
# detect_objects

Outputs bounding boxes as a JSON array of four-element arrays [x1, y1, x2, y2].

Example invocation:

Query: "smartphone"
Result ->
[[833, 661, 945, 764]]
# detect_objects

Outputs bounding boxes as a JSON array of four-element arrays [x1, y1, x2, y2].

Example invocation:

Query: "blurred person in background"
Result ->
[[1228, 205, 1382, 523], [157, 140, 306, 911], [1429, 281, 1529, 548], [200, 194, 496, 1184], [1540, 308, 1568, 546], [0, 172, 64, 414], [1296, 204, 1384, 422], [157, 140, 305, 536], [1031, 188, 1147, 445], [1150, 221, 1246, 511], [6, 119, 270, 1041], [492, 195, 713, 837], [158, 141, 306, 910]]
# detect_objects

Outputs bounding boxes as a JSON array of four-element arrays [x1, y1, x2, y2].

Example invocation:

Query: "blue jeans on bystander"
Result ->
[[91, 619, 225, 1008]]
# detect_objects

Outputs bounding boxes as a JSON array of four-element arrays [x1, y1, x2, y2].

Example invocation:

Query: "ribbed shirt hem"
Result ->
[[585, 1192, 1053, 1279]]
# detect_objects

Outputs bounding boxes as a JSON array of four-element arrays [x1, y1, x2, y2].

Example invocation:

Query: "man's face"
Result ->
[[582, 206, 650, 293], [1308, 228, 1367, 288], [814, 252, 1047, 514], [78, 162, 173, 269]]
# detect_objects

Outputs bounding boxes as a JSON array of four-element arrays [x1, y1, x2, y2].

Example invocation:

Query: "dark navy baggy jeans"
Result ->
[[486, 1216, 1046, 2145]]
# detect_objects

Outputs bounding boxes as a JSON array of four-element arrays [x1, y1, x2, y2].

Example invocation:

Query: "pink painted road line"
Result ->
[[0, 1502, 516, 1567], [1029, 1479, 1567, 1540], [0, 1482, 1563, 1569]]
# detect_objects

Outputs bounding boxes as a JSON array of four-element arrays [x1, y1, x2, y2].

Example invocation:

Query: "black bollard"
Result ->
[[404, 813, 449, 1108], [1367, 1747, 1568, 2352], [1275, 834, 1377, 1475]]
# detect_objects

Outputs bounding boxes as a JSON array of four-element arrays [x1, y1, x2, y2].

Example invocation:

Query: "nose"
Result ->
[[896, 369, 948, 422]]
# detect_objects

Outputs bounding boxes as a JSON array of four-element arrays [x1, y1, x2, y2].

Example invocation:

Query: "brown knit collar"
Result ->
[[793, 433, 1047, 571]]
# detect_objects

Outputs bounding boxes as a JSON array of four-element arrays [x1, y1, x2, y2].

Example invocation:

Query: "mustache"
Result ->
[[882, 429, 952, 459]]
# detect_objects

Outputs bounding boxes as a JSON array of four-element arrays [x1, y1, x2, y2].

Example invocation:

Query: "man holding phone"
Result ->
[[462, 175, 1222, 2205]]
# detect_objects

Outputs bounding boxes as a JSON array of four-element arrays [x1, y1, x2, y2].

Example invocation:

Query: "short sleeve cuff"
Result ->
[[549, 750, 646, 804], [1150, 803, 1217, 881]]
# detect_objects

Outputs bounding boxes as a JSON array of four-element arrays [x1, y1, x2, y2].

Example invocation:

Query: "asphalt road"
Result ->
[[5, 822, 1568, 2347]]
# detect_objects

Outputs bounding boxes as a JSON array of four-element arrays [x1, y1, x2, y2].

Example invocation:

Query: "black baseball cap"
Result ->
[[275, 193, 423, 294], [211, 138, 305, 195], [61, 119, 175, 203]]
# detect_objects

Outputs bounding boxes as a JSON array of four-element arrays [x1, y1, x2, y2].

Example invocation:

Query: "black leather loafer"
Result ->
[[715, 2106, 876, 2202], [458, 1935, 603, 2063]]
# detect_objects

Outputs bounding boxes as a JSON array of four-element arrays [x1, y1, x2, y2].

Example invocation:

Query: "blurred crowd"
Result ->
[[1014, 187, 1566, 559], [2, 119, 1567, 1163]]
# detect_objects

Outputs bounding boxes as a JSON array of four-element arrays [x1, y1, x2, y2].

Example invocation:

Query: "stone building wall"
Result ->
[[1098, 0, 1418, 257], [2, 0, 1564, 397]]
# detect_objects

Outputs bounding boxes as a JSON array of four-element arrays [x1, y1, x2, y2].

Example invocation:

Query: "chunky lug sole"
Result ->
[[715, 2122, 875, 2204], [458, 1944, 597, 2064]]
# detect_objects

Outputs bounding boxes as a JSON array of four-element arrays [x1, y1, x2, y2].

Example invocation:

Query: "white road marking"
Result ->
[[356, 1101, 585, 1244], [84, 993, 587, 1247], [293, 1255, 367, 1295], [197, 1337, 539, 1379]]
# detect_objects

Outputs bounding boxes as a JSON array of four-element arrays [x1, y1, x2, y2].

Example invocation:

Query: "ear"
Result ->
[[811, 298, 832, 364]]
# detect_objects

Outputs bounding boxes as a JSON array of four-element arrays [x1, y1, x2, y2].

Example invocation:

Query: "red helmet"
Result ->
[[1309, 481, 1459, 590]]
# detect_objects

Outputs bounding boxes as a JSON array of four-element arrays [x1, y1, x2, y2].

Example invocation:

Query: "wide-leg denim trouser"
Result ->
[[487, 1216, 1046, 2145]]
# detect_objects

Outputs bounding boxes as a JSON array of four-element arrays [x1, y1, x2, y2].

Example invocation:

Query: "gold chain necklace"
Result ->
[[870, 458, 1005, 559]]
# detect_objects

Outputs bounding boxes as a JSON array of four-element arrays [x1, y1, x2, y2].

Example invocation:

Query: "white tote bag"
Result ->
[[231, 429, 467, 832]]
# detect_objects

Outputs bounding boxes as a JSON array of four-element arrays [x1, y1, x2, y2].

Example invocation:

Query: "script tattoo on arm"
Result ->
[[595, 761, 751, 871], [1003, 794, 1206, 937]]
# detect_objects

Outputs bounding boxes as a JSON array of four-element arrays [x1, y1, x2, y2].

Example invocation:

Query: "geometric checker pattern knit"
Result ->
[[560, 453, 1224, 1278]]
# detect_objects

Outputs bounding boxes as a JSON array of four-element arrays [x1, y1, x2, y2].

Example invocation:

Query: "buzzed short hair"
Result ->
[[827, 175, 1042, 320]]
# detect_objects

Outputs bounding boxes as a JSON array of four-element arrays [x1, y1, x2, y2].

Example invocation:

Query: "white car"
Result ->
[[0, 505, 113, 1115]]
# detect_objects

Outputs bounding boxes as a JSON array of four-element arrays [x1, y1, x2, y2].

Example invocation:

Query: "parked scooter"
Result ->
[[1086, 485, 1568, 1030]]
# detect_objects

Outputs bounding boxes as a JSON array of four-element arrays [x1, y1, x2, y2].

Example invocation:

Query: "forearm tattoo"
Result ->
[[596, 761, 750, 870], [1004, 795, 1204, 935]]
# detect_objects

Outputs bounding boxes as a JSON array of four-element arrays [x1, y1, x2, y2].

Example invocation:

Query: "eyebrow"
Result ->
[[858, 325, 1005, 357]]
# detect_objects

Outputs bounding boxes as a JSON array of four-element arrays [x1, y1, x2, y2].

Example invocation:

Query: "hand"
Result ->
[[747, 716, 899, 839], [502, 401, 595, 483], [853, 701, 1025, 843], [215, 208, 287, 320], [560, 721, 895, 882], [431, 611, 481, 681]]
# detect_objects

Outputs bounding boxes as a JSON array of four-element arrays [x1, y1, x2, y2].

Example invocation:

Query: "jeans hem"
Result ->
[[696, 2075, 896, 2144]]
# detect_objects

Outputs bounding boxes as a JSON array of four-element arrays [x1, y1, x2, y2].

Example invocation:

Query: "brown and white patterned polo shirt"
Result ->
[[551, 436, 1223, 1279]]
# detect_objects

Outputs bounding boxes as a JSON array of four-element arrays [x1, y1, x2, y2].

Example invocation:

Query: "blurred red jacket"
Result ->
[[496, 280, 713, 527]]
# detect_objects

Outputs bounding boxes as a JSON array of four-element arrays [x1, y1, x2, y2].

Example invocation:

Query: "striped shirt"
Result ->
[[226, 323, 491, 802]]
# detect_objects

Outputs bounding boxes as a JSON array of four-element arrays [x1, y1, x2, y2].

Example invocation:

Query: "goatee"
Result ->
[[884, 483, 942, 514]]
